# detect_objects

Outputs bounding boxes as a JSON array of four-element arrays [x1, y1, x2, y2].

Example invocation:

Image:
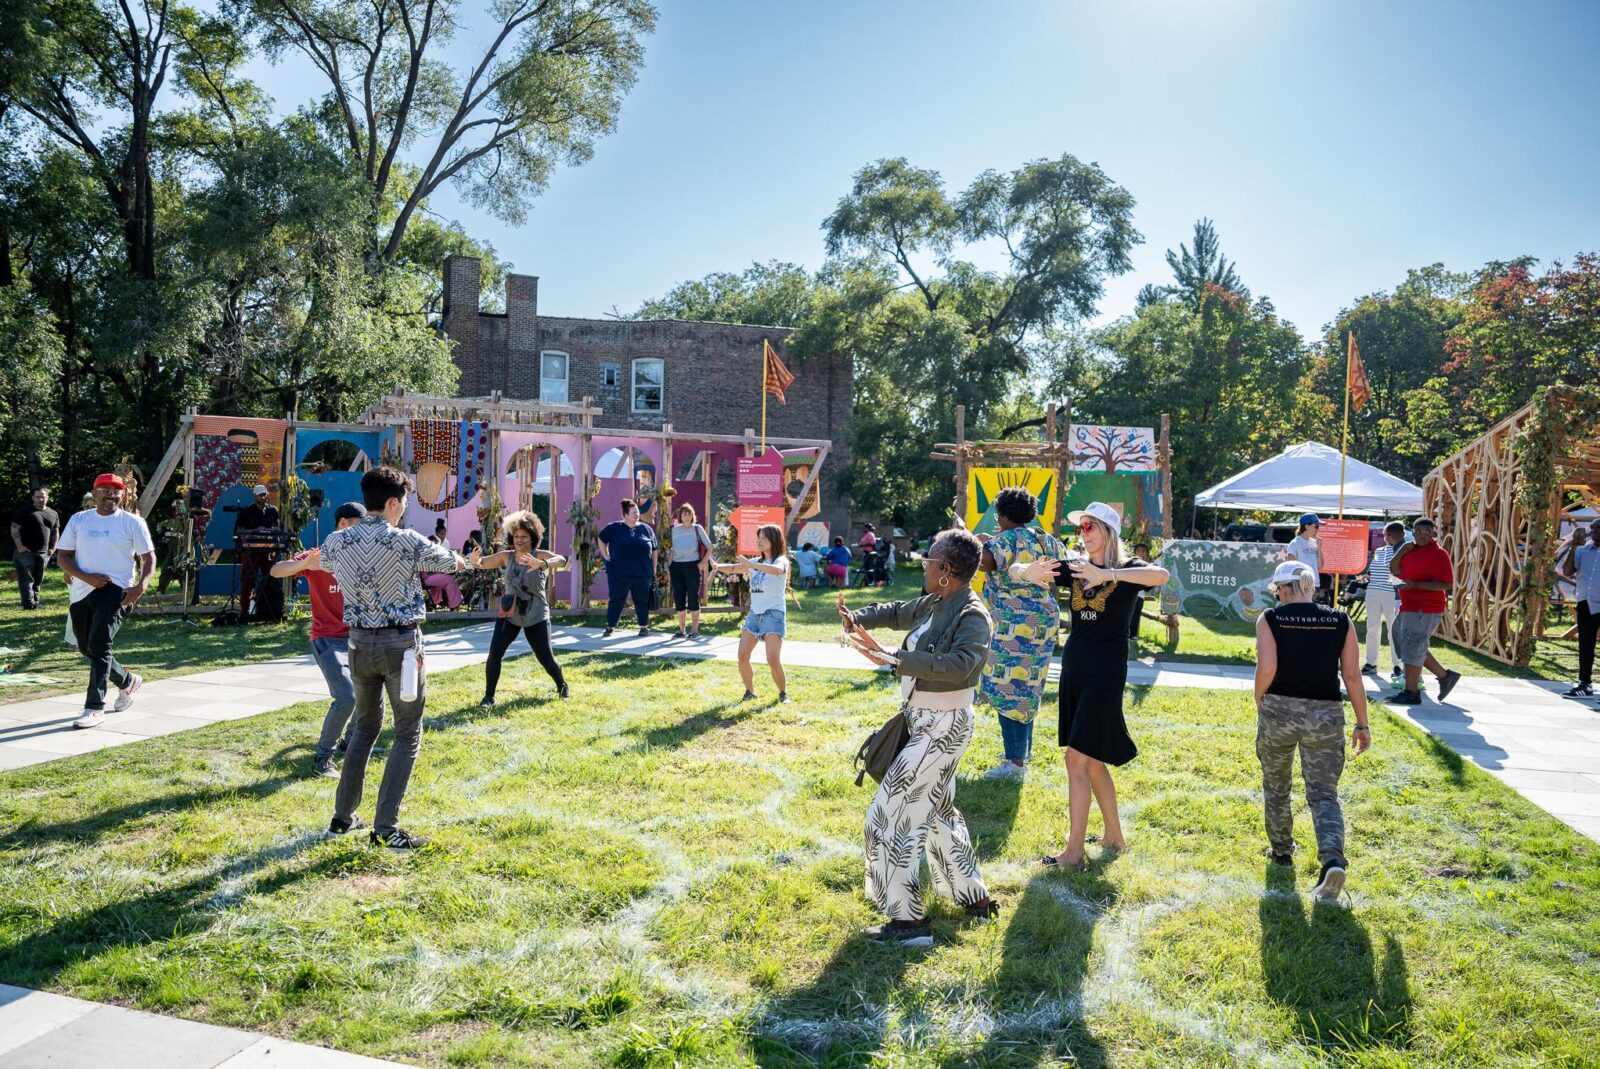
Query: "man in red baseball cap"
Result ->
[[55, 474, 156, 729]]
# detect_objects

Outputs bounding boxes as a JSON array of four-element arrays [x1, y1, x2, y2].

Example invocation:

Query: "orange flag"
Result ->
[[763, 339, 795, 405], [1347, 333, 1371, 413]]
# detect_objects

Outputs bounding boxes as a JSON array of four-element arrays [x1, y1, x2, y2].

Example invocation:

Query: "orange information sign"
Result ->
[[1319, 519, 1371, 576], [731, 506, 786, 554]]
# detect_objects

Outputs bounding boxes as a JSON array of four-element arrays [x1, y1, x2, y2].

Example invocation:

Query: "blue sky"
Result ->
[[246, 0, 1600, 338]]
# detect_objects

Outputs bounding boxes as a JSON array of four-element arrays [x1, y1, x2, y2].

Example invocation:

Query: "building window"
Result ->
[[631, 358, 663, 413], [540, 351, 569, 404], [599, 362, 621, 400]]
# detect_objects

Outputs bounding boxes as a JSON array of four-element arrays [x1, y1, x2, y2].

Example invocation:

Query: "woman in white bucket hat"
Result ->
[[1016, 501, 1168, 868]]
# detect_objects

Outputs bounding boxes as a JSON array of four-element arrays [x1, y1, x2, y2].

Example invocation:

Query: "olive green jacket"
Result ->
[[850, 586, 994, 692]]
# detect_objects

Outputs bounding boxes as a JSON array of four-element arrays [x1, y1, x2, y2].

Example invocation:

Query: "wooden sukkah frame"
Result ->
[[932, 402, 1178, 643], [1422, 384, 1600, 666], [135, 391, 834, 619]]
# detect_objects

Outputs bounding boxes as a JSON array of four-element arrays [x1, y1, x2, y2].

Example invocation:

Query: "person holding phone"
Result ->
[[471, 510, 569, 706], [1254, 560, 1371, 900], [711, 524, 790, 702], [839, 527, 997, 946]]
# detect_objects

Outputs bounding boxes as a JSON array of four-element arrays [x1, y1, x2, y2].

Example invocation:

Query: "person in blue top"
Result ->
[[1562, 519, 1600, 698], [597, 498, 658, 637], [825, 536, 852, 588]]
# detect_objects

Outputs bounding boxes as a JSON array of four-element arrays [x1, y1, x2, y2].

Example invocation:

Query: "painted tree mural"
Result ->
[[1070, 425, 1157, 473]]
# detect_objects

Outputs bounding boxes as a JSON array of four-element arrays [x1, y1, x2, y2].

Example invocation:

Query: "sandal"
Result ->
[[1039, 853, 1087, 870]]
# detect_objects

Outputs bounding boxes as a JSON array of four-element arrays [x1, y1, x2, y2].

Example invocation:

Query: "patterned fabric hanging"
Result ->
[[193, 436, 242, 511], [410, 418, 491, 511]]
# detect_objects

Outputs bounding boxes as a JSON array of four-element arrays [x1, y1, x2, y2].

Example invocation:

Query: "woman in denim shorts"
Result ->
[[713, 524, 791, 703]]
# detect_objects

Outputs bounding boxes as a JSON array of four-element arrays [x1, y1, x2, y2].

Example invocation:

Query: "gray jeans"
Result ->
[[14, 550, 45, 608], [333, 627, 425, 835]]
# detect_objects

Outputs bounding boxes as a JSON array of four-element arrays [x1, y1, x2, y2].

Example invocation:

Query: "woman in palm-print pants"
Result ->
[[841, 528, 997, 946]]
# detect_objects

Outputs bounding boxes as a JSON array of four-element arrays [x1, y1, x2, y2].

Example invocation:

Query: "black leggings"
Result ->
[[483, 618, 565, 700]]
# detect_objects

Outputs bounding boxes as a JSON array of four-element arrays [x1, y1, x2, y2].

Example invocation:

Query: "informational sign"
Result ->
[[1319, 519, 1371, 576], [965, 468, 1059, 535], [781, 448, 822, 519], [735, 453, 785, 506], [732, 505, 786, 554], [1159, 540, 1288, 621], [1068, 424, 1158, 473], [795, 520, 830, 550]]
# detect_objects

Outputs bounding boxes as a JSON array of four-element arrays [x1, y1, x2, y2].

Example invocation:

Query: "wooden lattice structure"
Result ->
[[1423, 385, 1600, 666]]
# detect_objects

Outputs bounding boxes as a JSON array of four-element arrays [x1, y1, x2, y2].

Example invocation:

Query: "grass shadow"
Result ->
[[751, 929, 923, 1065], [634, 701, 754, 750], [1258, 862, 1413, 1052]]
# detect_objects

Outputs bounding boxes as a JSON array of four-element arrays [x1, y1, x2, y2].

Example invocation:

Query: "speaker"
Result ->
[[188, 488, 205, 509], [309, 488, 325, 508]]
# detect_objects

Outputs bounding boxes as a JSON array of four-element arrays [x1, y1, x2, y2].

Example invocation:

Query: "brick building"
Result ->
[[440, 255, 853, 535]]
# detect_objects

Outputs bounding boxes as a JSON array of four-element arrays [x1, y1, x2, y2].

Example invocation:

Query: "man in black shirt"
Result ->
[[10, 488, 60, 610], [237, 484, 281, 617]]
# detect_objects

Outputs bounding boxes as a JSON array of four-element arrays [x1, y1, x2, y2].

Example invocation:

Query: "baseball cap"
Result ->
[[1066, 501, 1123, 532], [92, 473, 125, 490], [253, 484, 269, 496], [1269, 560, 1317, 588], [333, 502, 366, 522], [1299, 513, 1322, 527]]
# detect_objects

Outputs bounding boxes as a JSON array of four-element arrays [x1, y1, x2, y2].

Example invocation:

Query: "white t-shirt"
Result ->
[[747, 556, 790, 615], [57, 508, 155, 602], [1285, 535, 1321, 573]]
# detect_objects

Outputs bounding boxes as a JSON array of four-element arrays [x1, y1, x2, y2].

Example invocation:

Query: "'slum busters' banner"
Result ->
[[1159, 540, 1287, 621]]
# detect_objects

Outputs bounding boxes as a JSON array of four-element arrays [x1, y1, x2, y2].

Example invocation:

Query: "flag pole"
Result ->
[[1335, 331, 1354, 606], [760, 340, 769, 457]]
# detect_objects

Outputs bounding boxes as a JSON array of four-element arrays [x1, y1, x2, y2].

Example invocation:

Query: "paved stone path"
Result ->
[[0, 984, 405, 1067], [2, 622, 1596, 841]]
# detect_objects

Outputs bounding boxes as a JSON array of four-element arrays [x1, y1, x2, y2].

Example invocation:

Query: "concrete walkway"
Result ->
[[1, 623, 1596, 843], [0, 984, 406, 1067]]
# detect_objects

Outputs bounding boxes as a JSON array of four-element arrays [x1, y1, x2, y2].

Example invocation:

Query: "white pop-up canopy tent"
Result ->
[[1195, 441, 1424, 516]]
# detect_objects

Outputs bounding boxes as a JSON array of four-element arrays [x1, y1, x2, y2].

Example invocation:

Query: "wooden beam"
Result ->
[[1159, 412, 1174, 542], [785, 442, 829, 529], [137, 424, 189, 518]]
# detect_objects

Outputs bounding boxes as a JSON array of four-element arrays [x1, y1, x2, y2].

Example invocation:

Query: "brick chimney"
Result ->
[[506, 272, 539, 397], [442, 256, 482, 393]]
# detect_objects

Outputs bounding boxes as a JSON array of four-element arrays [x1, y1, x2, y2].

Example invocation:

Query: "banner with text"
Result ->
[[1158, 539, 1286, 621], [1318, 519, 1371, 576], [735, 453, 785, 506], [732, 505, 787, 554]]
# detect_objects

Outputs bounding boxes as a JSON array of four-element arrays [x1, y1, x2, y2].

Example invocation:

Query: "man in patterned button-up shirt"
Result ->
[[320, 465, 465, 850]]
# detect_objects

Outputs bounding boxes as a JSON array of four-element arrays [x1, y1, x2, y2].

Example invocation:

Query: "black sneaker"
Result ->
[[478, 696, 495, 707], [557, 683, 570, 699], [1437, 669, 1462, 703], [312, 756, 338, 779], [335, 738, 349, 756], [740, 691, 757, 702], [1266, 849, 1294, 865], [371, 828, 430, 851], [638, 626, 651, 637], [963, 899, 1000, 922], [778, 691, 790, 704], [602, 627, 614, 637], [864, 919, 933, 947], [1390, 665, 1403, 678], [1361, 663, 1377, 675], [327, 815, 367, 835], [1390, 689, 1422, 705], [1565, 682, 1596, 697], [1313, 858, 1347, 900]]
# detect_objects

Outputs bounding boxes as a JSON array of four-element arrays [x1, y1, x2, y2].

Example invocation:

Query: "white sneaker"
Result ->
[[984, 760, 1026, 780], [73, 708, 105, 730], [113, 673, 142, 712]]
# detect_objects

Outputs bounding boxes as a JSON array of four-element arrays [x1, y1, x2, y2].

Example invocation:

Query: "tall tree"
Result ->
[[239, 0, 656, 267], [1138, 218, 1243, 310]]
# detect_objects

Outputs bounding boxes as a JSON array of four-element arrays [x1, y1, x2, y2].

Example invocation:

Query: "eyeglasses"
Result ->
[[921, 556, 950, 568]]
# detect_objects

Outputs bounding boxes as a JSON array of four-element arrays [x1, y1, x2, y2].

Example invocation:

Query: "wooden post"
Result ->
[[578, 429, 594, 612], [953, 405, 968, 522], [1159, 413, 1173, 542], [1058, 399, 1073, 535], [180, 415, 197, 612]]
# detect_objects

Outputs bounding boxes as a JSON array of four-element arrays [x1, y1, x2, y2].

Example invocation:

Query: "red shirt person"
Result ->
[[1387, 518, 1461, 705], [270, 502, 364, 777]]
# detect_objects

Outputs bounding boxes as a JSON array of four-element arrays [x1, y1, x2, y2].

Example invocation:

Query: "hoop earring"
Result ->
[[939, 576, 950, 588]]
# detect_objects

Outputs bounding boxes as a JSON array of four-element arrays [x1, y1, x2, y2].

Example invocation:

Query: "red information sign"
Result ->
[[735, 453, 785, 506], [1319, 519, 1371, 576], [732, 506, 787, 554]]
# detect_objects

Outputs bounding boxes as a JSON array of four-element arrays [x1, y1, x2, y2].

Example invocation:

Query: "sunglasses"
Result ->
[[1077, 521, 1097, 533]]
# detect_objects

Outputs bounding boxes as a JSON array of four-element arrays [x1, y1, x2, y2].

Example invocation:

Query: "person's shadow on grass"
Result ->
[[1258, 862, 1413, 1052]]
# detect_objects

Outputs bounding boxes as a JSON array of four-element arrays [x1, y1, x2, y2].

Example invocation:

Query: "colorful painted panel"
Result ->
[[964, 468, 1059, 536], [1069, 424, 1157, 473]]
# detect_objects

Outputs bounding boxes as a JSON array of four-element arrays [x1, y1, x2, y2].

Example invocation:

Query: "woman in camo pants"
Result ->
[[840, 528, 997, 947]]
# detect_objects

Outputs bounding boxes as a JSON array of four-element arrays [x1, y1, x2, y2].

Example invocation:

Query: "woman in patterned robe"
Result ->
[[977, 486, 1070, 779]]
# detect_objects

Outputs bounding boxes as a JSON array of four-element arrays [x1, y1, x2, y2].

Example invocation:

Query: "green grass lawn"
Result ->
[[1, 650, 1596, 1067], [0, 581, 474, 706]]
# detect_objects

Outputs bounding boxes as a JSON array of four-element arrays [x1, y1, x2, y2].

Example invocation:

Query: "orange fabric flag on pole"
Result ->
[[1346, 333, 1371, 413], [763, 339, 795, 405]]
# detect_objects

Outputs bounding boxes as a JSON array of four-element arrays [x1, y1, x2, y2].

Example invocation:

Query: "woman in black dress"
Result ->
[[1017, 501, 1169, 867]]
